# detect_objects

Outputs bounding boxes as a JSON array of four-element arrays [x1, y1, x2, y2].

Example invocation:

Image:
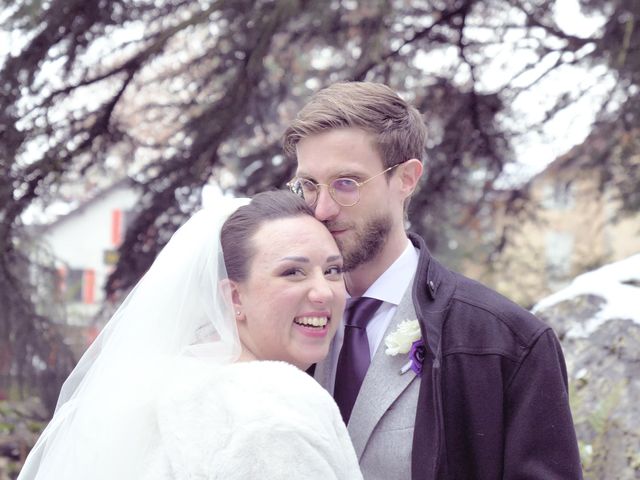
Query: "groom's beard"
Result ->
[[327, 212, 392, 272]]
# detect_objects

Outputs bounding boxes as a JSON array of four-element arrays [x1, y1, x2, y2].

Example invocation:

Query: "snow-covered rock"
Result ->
[[533, 254, 640, 478]]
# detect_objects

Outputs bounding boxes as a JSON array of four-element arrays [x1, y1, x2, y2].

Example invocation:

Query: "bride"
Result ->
[[18, 190, 362, 479]]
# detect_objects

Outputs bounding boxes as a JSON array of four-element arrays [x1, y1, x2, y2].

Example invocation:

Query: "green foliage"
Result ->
[[570, 378, 638, 478], [0, 399, 48, 478], [0, 422, 12, 435]]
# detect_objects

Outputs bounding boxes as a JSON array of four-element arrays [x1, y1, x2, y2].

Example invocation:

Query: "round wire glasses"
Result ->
[[287, 162, 404, 207]]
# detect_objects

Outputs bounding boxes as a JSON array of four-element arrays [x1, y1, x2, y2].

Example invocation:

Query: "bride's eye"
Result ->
[[281, 267, 305, 277], [325, 265, 343, 277]]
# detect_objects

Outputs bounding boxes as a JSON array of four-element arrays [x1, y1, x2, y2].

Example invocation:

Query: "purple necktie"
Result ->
[[334, 297, 382, 423]]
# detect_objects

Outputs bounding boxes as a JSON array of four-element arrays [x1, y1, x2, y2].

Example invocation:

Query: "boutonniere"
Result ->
[[384, 320, 426, 375]]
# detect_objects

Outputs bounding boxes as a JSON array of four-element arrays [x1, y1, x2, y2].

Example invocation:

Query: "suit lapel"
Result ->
[[347, 286, 419, 459], [314, 335, 336, 391]]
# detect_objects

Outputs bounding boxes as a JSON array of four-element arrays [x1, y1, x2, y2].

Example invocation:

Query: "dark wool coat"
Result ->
[[409, 233, 583, 479]]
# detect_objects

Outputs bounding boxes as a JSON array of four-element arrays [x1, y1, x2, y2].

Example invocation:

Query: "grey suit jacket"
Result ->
[[315, 287, 420, 480]]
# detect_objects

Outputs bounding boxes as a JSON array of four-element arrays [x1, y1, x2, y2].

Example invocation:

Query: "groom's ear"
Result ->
[[398, 158, 423, 197]]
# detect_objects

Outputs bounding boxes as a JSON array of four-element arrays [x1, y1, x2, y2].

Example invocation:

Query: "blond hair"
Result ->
[[282, 82, 427, 169]]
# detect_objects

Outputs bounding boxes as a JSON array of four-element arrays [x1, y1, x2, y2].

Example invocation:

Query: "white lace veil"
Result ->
[[18, 197, 251, 480]]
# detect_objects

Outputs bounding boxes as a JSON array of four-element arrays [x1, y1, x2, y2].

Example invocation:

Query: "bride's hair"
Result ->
[[221, 190, 314, 282]]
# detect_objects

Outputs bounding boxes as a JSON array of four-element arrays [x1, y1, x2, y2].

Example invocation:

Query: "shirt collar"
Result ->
[[350, 239, 419, 306]]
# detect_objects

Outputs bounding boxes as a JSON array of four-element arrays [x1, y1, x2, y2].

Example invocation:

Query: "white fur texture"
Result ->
[[144, 360, 362, 479]]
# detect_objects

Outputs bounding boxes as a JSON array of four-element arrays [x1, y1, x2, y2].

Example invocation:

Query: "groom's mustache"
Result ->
[[323, 221, 352, 231]]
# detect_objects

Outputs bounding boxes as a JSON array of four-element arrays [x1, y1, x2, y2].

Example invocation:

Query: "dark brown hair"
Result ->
[[282, 81, 427, 169], [221, 190, 316, 282]]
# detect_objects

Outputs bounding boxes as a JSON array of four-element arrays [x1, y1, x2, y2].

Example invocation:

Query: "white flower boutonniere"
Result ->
[[384, 320, 426, 375], [384, 320, 421, 355]]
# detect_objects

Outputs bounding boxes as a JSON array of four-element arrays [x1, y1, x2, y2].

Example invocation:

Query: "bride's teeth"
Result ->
[[295, 316, 328, 327]]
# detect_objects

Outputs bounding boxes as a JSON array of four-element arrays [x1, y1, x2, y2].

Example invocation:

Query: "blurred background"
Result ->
[[0, 0, 638, 477]]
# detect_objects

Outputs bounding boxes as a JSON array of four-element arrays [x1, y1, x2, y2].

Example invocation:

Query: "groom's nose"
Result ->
[[313, 188, 340, 222]]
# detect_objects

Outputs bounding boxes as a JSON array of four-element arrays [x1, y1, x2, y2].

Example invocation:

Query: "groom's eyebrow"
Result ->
[[327, 255, 342, 262]]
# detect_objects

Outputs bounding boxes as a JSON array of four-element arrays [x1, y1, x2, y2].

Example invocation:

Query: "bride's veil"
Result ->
[[18, 197, 250, 480]]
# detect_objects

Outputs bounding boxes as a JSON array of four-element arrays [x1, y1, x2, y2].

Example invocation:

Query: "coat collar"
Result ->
[[408, 232, 456, 359]]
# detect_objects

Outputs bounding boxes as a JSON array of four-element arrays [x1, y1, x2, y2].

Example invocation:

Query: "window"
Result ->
[[545, 231, 574, 280], [542, 180, 574, 210], [111, 209, 136, 246], [57, 267, 95, 304]]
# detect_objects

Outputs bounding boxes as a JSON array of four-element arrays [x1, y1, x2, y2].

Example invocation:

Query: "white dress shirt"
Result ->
[[327, 239, 419, 394]]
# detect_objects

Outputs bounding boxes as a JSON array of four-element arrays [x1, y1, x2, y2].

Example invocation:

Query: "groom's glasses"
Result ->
[[287, 162, 404, 208]]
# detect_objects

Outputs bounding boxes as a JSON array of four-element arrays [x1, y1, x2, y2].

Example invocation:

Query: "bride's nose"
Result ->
[[308, 273, 333, 304]]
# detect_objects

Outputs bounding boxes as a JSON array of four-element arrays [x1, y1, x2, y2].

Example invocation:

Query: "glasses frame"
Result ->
[[287, 162, 404, 208]]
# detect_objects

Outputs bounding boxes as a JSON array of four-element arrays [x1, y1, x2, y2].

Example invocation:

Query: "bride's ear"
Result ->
[[220, 278, 245, 322]]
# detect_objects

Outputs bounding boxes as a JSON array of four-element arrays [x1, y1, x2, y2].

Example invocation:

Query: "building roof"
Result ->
[[31, 178, 140, 234]]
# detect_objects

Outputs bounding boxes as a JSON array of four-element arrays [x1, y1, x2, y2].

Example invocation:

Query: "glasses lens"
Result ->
[[330, 178, 359, 206], [290, 178, 318, 205], [289, 180, 302, 196]]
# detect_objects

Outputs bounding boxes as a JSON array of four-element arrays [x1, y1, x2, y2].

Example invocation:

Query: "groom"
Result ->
[[283, 82, 583, 479]]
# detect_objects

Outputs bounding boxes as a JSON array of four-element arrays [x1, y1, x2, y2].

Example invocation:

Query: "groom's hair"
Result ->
[[221, 190, 316, 282], [282, 81, 427, 172]]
